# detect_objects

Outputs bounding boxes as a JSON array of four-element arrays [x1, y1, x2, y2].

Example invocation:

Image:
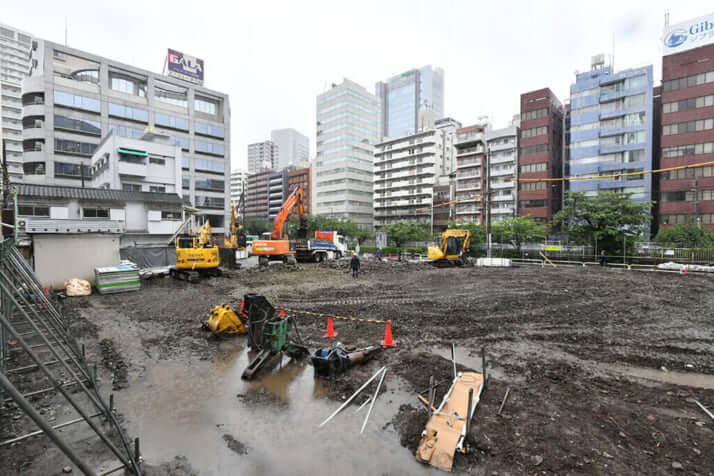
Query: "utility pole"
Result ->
[[485, 138, 491, 258], [694, 176, 701, 227]]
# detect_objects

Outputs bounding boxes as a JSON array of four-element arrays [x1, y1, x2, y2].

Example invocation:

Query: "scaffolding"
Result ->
[[0, 239, 141, 475]]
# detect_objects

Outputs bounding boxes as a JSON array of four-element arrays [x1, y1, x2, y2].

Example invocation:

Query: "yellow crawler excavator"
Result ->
[[427, 229, 472, 266]]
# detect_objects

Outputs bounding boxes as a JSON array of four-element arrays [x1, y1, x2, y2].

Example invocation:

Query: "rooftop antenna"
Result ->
[[665, 10, 670, 28], [64, 17, 68, 46]]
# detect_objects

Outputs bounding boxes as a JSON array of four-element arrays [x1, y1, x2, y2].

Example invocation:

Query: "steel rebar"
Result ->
[[319, 366, 386, 427], [360, 367, 387, 434]]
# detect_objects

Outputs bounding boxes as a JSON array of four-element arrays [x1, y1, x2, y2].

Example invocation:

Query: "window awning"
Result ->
[[117, 147, 148, 157]]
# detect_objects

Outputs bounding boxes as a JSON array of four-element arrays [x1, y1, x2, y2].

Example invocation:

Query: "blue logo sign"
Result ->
[[665, 29, 688, 48]]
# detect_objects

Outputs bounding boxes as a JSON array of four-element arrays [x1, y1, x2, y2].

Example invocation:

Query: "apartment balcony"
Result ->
[[493, 194, 515, 202], [489, 153, 515, 165], [490, 167, 515, 177], [491, 180, 515, 190]]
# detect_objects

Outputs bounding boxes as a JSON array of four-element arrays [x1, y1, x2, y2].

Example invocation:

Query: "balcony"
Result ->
[[489, 153, 515, 165], [493, 194, 515, 202], [491, 180, 514, 190], [490, 167, 515, 177]]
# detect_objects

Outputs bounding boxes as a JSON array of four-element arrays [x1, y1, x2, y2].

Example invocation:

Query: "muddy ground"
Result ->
[[2, 259, 714, 475]]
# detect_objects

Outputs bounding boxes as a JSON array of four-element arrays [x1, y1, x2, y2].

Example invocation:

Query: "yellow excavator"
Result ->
[[427, 229, 472, 266], [170, 210, 221, 282]]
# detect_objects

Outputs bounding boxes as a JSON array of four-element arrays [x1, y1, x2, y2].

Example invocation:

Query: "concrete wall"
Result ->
[[33, 234, 120, 288]]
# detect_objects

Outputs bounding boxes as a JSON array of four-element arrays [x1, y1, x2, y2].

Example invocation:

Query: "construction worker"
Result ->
[[376, 248, 383, 261], [350, 252, 360, 279], [600, 250, 607, 267]]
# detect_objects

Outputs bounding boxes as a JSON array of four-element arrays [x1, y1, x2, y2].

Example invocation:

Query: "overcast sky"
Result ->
[[3, 1, 709, 171]]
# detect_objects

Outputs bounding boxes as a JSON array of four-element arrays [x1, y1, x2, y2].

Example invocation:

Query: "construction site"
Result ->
[[1, 244, 713, 475]]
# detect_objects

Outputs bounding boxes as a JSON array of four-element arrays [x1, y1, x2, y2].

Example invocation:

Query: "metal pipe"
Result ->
[[465, 388, 473, 441], [319, 366, 386, 427], [482, 347, 487, 384], [451, 344, 457, 379], [497, 387, 511, 416], [0, 372, 97, 476], [428, 375, 435, 419], [3, 379, 89, 405], [0, 411, 104, 447], [694, 399, 714, 420], [360, 367, 387, 434]]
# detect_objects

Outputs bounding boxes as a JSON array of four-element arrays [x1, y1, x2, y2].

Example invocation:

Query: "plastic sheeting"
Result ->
[[120, 246, 176, 269]]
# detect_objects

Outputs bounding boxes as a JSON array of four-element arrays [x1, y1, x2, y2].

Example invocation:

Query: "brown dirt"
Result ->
[[3, 261, 714, 475]]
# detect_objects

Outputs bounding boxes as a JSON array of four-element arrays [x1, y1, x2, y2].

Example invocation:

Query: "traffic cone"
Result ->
[[43, 287, 49, 296], [381, 320, 396, 348], [280, 307, 285, 319], [323, 314, 338, 339], [240, 299, 245, 313], [684, 267, 689, 275]]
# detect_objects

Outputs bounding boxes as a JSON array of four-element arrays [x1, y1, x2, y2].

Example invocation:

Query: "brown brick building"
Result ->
[[245, 169, 272, 219], [518, 88, 564, 223], [660, 44, 714, 232], [287, 167, 311, 215]]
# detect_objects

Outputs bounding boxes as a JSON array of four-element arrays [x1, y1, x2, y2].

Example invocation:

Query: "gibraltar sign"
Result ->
[[663, 13, 714, 56]]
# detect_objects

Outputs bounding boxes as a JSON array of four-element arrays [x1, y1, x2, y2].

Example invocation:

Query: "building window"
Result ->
[[23, 162, 45, 175], [195, 121, 225, 139], [18, 205, 49, 216], [22, 92, 44, 106], [195, 96, 219, 115], [109, 71, 147, 97], [663, 71, 714, 92], [195, 140, 225, 156], [519, 182, 547, 192], [521, 108, 548, 121], [54, 91, 100, 113], [83, 207, 109, 218], [54, 161, 86, 179], [195, 158, 224, 173], [154, 81, 187, 108], [122, 183, 142, 192], [109, 123, 145, 139], [149, 157, 166, 165], [520, 199, 546, 208], [162, 211, 181, 220], [195, 178, 225, 191], [54, 139, 97, 157], [155, 113, 189, 131], [662, 142, 714, 158], [150, 185, 166, 193], [520, 144, 548, 156], [108, 103, 148, 123], [54, 114, 101, 135], [520, 162, 548, 174], [23, 139, 44, 153], [663, 119, 714, 136], [195, 195, 224, 209], [521, 126, 547, 138]]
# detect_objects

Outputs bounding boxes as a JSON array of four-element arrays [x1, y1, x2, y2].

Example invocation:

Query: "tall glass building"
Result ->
[[314, 79, 380, 228], [567, 57, 653, 204], [375, 65, 444, 140]]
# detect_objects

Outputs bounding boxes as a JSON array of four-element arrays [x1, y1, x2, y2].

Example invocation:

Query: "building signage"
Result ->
[[663, 12, 714, 56], [167, 48, 204, 84]]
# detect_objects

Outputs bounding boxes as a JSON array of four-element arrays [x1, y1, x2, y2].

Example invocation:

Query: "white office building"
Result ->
[[91, 131, 183, 195], [21, 39, 230, 233], [486, 125, 519, 222], [230, 169, 249, 203], [314, 79, 380, 228], [271, 128, 309, 169], [0, 23, 33, 180], [374, 126, 457, 228], [247, 140, 278, 173]]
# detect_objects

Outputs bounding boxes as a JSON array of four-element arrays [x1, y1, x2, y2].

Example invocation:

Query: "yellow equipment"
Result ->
[[427, 229, 472, 266], [205, 304, 247, 335], [171, 220, 221, 281]]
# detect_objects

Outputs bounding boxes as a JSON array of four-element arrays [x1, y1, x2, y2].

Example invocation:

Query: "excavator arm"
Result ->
[[271, 186, 307, 240]]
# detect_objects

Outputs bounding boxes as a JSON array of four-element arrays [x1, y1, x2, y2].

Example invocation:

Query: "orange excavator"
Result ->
[[251, 186, 308, 266]]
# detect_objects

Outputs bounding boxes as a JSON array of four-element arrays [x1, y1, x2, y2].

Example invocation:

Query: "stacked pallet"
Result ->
[[94, 261, 141, 295]]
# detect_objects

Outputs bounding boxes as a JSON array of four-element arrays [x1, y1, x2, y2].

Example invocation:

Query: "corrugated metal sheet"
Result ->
[[15, 184, 183, 205], [25, 218, 123, 234]]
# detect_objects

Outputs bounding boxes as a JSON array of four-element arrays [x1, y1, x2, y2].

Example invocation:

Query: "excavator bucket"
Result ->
[[205, 304, 247, 335]]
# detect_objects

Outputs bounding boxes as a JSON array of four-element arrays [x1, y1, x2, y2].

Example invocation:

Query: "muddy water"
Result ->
[[119, 342, 441, 476]]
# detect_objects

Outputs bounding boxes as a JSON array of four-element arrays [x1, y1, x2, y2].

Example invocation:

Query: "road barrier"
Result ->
[[283, 307, 385, 325]]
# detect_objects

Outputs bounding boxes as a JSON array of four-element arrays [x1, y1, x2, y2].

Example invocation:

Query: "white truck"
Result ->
[[294, 231, 347, 263]]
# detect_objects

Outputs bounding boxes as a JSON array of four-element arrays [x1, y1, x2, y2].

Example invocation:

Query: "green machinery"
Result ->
[[241, 294, 308, 380]]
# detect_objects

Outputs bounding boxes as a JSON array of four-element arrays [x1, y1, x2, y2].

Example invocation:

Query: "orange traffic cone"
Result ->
[[323, 314, 338, 339], [381, 320, 396, 347], [240, 299, 245, 312], [684, 267, 689, 275], [280, 307, 285, 318], [44, 287, 49, 296]]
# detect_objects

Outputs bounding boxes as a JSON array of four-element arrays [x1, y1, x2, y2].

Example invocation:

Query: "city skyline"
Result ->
[[2, 1, 706, 172]]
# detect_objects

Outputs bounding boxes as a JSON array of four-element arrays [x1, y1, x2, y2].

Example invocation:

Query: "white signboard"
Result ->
[[664, 12, 714, 56]]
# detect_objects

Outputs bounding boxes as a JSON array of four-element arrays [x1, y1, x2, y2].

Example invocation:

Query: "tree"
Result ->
[[553, 191, 653, 254], [244, 218, 273, 236], [655, 224, 714, 248], [286, 214, 373, 242], [495, 215, 547, 252], [447, 220, 485, 255], [382, 221, 430, 247]]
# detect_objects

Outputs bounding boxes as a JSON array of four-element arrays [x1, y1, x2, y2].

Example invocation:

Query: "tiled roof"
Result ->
[[16, 183, 183, 204]]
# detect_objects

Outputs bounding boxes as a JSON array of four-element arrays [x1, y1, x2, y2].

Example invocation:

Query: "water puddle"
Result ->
[[118, 343, 441, 475], [604, 364, 714, 390]]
